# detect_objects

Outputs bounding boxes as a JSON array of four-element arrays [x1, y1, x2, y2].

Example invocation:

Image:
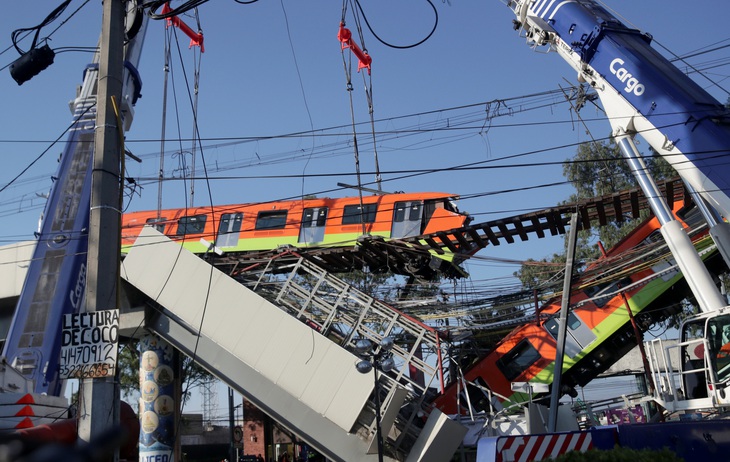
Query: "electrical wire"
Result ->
[[0, 103, 95, 194], [353, 0, 438, 49], [277, 0, 317, 204], [11, 0, 71, 54]]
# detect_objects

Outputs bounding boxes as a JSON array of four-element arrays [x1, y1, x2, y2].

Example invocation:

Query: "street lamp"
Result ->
[[355, 337, 395, 462]]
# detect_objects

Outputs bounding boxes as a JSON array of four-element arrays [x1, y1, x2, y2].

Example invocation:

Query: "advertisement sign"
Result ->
[[59, 310, 119, 379]]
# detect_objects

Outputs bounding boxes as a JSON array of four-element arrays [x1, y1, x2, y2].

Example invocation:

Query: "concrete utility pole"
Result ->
[[78, 0, 124, 451], [548, 211, 579, 433]]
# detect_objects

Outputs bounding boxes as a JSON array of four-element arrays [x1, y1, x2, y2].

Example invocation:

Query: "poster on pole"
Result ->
[[59, 310, 119, 379]]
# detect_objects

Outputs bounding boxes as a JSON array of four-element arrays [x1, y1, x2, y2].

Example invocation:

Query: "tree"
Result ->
[[562, 137, 674, 247], [118, 338, 214, 406], [514, 137, 674, 289]]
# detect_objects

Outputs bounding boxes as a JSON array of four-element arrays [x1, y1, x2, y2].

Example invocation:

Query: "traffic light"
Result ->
[[10, 44, 55, 85]]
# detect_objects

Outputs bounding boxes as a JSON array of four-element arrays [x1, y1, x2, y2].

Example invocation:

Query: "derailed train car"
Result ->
[[434, 199, 719, 413]]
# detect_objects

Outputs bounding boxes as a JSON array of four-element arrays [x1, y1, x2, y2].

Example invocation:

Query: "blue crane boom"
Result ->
[[506, 0, 730, 313], [1, 11, 147, 397], [507, 0, 730, 219], [494, 0, 730, 434]]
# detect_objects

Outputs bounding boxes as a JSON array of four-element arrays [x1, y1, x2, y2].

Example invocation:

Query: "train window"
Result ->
[[544, 314, 583, 336], [423, 198, 458, 218], [301, 207, 327, 228], [176, 215, 207, 236], [423, 201, 436, 223], [583, 277, 632, 308], [677, 205, 703, 229], [568, 312, 582, 330], [496, 339, 540, 381], [393, 202, 422, 223], [681, 317, 710, 399], [342, 203, 377, 224], [145, 217, 167, 233], [544, 315, 583, 334], [393, 203, 406, 222], [219, 213, 243, 234], [644, 230, 663, 245], [256, 210, 288, 230], [544, 318, 559, 340]]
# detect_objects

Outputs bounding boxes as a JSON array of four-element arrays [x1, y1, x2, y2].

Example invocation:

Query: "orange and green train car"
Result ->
[[121, 191, 470, 260], [433, 200, 721, 413]]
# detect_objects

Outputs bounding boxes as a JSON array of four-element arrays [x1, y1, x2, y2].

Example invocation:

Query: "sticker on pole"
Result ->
[[60, 310, 119, 379]]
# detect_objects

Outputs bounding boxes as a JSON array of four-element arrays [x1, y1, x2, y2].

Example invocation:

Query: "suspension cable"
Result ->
[[340, 2, 368, 234], [188, 20, 202, 207], [157, 27, 173, 219], [351, 5, 382, 192]]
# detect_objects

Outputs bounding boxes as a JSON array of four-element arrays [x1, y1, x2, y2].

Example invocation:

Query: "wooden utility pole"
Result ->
[[78, 0, 124, 451]]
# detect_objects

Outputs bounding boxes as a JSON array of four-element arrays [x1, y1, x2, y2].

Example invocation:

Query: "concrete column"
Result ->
[[139, 334, 177, 461]]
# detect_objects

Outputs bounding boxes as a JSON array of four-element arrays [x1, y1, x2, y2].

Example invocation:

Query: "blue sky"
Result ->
[[1, 1, 728, 270], [1, 0, 729, 410]]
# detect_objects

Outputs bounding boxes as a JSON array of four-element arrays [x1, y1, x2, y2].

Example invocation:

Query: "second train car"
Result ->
[[433, 199, 719, 413], [121, 191, 470, 260]]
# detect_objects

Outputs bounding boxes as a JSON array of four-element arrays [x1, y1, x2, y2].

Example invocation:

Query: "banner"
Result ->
[[59, 310, 119, 379]]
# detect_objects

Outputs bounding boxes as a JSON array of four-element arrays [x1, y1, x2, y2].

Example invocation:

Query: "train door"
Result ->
[[391, 201, 423, 238], [216, 212, 243, 248], [543, 312, 596, 359], [298, 207, 327, 244], [544, 317, 582, 358]]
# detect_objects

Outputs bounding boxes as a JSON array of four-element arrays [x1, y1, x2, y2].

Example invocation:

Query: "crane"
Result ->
[[504, 0, 730, 419]]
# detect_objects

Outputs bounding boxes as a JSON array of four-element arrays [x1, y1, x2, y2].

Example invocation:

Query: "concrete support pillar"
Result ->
[[139, 334, 177, 461]]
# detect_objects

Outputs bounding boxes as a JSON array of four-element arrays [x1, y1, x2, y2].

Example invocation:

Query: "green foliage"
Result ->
[[118, 341, 140, 400], [562, 137, 673, 249], [513, 256, 565, 291], [323, 269, 442, 304], [117, 339, 213, 405], [539, 446, 683, 462], [339, 269, 400, 302], [562, 138, 634, 198], [514, 137, 674, 289]]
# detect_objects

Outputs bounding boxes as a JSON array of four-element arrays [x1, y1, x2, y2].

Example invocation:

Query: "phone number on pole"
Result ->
[[59, 362, 115, 379]]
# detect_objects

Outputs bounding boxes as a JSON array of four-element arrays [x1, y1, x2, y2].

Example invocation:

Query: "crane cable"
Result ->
[[350, 2, 383, 192], [188, 10, 204, 207], [340, 1, 369, 234], [337, 0, 440, 199], [151, 6, 220, 447], [157, 25, 173, 220]]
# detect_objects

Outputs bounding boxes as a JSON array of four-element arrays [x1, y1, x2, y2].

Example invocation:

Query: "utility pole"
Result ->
[[548, 211, 578, 433], [78, 0, 124, 451]]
